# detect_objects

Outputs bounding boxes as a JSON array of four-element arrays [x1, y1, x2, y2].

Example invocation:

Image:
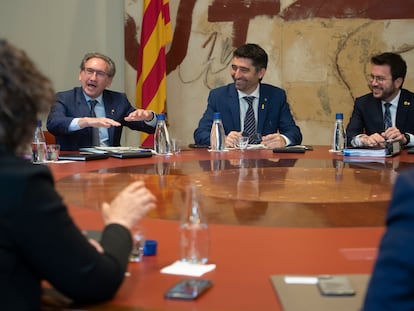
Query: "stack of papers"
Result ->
[[342, 148, 389, 157], [79, 147, 153, 158], [343, 141, 401, 157]]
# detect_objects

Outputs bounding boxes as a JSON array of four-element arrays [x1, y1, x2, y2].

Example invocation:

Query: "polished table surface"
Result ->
[[47, 146, 414, 310]]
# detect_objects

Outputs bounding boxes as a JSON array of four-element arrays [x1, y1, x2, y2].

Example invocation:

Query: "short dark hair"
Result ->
[[80, 52, 116, 77], [371, 52, 407, 83], [0, 39, 55, 154], [233, 43, 268, 71]]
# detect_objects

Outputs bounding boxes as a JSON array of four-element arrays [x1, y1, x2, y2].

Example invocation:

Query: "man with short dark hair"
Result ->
[[346, 52, 414, 148], [47, 52, 157, 150], [194, 43, 302, 148]]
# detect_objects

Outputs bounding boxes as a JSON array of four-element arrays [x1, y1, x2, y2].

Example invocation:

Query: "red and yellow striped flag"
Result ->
[[136, 0, 172, 147]]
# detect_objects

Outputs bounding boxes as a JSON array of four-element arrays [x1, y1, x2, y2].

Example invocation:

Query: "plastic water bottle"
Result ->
[[332, 113, 346, 151], [154, 113, 170, 154], [32, 120, 47, 163], [210, 112, 225, 151], [180, 185, 209, 264]]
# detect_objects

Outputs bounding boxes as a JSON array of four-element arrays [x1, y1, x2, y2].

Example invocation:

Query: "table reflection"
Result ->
[[55, 157, 414, 228]]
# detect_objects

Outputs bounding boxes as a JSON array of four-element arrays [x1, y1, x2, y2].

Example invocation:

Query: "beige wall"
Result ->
[[1, 1, 414, 147]]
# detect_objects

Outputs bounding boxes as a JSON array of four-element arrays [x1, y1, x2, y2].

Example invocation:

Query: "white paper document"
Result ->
[[160, 260, 216, 277]]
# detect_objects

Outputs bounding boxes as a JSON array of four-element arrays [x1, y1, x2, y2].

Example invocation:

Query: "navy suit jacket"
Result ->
[[346, 89, 414, 146], [193, 83, 302, 146], [363, 168, 414, 310], [47, 87, 155, 150]]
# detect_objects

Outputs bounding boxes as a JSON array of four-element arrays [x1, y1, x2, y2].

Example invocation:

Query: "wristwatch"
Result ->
[[404, 133, 410, 145]]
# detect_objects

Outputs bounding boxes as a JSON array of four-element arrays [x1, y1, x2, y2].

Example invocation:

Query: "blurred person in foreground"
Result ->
[[363, 168, 414, 310], [0, 40, 156, 309], [47, 52, 157, 150], [346, 52, 414, 148], [193, 43, 302, 148]]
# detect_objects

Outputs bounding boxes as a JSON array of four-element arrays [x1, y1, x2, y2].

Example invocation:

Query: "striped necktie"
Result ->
[[89, 100, 100, 146], [243, 96, 256, 143], [383, 102, 392, 130]]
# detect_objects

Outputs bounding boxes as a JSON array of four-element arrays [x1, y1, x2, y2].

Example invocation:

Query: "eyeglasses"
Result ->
[[368, 75, 392, 83], [84, 67, 109, 78]]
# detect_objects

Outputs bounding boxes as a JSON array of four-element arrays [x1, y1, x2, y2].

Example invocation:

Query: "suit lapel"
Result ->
[[228, 85, 241, 130], [102, 91, 114, 145], [396, 89, 412, 129], [257, 84, 268, 133]]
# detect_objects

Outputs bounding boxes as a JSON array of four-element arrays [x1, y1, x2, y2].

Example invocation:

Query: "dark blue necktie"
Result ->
[[384, 102, 392, 130], [89, 100, 100, 146], [243, 96, 256, 143]]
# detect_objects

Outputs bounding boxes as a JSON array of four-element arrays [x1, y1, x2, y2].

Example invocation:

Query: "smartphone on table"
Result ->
[[164, 279, 213, 300], [317, 276, 356, 296]]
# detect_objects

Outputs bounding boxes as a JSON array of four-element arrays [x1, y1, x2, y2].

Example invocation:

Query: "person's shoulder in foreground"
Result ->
[[0, 39, 157, 309], [362, 168, 414, 310]]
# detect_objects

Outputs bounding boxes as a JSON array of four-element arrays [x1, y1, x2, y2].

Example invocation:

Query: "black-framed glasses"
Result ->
[[84, 67, 109, 78], [368, 75, 392, 83]]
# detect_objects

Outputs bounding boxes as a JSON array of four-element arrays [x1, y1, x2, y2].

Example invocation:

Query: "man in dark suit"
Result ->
[[193, 43, 302, 148], [362, 168, 414, 310], [47, 52, 157, 150], [346, 52, 414, 148]]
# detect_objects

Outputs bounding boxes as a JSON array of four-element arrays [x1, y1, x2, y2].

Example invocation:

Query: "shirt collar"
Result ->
[[382, 90, 401, 108], [237, 84, 260, 100], [83, 92, 103, 105]]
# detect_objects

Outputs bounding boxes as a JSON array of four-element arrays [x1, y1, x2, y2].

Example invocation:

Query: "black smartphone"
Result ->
[[317, 276, 355, 296], [273, 147, 306, 153], [164, 279, 213, 300]]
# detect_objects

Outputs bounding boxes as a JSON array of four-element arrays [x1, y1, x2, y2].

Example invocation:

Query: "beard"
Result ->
[[370, 84, 399, 101]]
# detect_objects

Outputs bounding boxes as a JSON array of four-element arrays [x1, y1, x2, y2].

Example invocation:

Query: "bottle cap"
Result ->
[[213, 112, 221, 120], [335, 113, 343, 120], [143, 239, 157, 256], [157, 113, 165, 120]]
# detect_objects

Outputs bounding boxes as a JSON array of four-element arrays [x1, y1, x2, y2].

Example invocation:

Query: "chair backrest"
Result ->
[[43, 131, 56, 145]]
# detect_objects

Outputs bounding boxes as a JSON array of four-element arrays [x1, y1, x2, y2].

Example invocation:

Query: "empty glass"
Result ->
[[129, 227, 146, 262], [237, 136, 249, 151]]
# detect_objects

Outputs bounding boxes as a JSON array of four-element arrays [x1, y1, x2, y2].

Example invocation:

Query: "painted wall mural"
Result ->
[[124, 0, 414, 146]]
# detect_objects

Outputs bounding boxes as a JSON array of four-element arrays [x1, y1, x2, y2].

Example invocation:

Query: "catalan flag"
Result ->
[[136, 0, 172, 146]]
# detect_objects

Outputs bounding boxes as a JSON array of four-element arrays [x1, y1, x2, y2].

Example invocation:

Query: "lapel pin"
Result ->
[[111, 109, 115, 114], [404, 101, 410, 106]]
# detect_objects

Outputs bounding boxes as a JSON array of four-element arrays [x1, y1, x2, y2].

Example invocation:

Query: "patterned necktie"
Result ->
[[89, 100, 100, 146], [384, 102, 392, 130], [243, 96, 256, 143]]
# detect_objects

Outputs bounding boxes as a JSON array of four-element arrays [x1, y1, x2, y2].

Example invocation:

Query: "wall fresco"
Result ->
[[124, 0, 414, 146]]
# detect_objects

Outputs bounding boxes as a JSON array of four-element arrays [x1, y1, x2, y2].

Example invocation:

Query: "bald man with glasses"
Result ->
[[346, 52, 414, 148]]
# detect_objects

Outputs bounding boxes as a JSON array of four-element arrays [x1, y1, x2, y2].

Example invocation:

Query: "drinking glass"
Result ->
[[129, 227, 146, 262], [237, 136, 249, 151]]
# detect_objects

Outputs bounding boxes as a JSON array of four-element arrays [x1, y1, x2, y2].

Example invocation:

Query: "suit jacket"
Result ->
[[346, 88, 414, 146], [47, 87, 155, 150], [193, 83, 302, 145], [0, 148, 132, 309], [363, 168, 414, 310]]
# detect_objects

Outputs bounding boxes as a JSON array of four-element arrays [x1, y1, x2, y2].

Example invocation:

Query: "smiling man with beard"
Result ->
[[346, 52, 414, 148], [47, 52, 157, 151], [193, 43, 302, 148]]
